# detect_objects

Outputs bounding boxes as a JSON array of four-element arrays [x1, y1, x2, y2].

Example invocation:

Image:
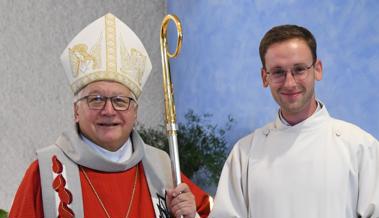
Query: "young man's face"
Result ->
[[261, 38, 322, 121], [74, 81, 137, 151]]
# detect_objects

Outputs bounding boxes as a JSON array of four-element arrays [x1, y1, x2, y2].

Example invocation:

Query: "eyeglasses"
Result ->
[[76, 95, 136, 111], [266, 62, 315, 84]]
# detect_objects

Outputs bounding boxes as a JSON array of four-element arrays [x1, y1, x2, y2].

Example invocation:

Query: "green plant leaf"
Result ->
[[0, 209, 8, 218], [138, 109, 234, 188]]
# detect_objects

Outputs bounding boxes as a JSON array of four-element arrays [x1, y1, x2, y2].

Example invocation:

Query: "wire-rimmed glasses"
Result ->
[[266, 62, 315, 84]]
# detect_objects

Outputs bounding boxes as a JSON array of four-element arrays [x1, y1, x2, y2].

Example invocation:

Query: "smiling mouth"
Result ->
[[281, 89, 302, 96], [97, 123, 120, 127], [283, 92, 300, 96]]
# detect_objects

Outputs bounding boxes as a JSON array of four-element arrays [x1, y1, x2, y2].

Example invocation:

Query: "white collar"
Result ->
[[279, 100, 323, 126], [81, 135, 132, 163]]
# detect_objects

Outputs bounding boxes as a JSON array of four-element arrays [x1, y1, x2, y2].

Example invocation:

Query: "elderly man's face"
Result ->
[[74, 81, 137, 151]]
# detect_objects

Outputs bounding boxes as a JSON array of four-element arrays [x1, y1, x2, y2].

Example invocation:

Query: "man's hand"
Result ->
[[166, 183, 196, 218]]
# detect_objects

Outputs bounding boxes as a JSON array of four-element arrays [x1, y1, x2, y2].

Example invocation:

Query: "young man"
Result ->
[[210, 25, 379, 218], [10, 13, 210, 218]]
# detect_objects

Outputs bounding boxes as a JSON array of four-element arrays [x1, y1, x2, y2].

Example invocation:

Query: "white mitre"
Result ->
[[60, 13, 152, 98]]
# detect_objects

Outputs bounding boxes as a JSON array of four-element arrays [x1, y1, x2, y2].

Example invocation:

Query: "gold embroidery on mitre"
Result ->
[[68, 34, 102, 78], [120, 38, 146, 86], [69, 44, 93, 77], [105, 14, 117, 73]]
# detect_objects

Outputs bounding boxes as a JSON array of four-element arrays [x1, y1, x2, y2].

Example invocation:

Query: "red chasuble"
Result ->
[[9, 160, 211, 218]]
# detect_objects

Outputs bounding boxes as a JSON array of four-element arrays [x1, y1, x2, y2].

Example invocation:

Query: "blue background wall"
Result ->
[[167, 0, 379, 145]]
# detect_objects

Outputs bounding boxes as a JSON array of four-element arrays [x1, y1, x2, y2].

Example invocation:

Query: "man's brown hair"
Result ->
[[259, 24, 317, 68]]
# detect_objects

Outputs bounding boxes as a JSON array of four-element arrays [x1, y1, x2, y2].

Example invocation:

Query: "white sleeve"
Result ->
[[209, 135, 252, 218], [357, 138, 379, 218]]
